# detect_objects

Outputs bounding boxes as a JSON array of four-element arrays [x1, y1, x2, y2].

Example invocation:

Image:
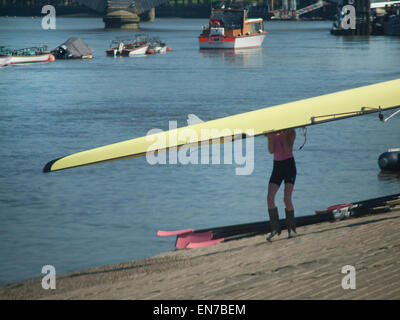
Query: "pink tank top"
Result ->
[[273, 133, 293, 161]]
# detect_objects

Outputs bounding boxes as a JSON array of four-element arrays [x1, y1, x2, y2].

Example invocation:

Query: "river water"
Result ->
[[0, 16, 399, 286]]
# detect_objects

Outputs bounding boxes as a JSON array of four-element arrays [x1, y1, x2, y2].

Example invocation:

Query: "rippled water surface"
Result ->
[[0, 16, 400, 285]]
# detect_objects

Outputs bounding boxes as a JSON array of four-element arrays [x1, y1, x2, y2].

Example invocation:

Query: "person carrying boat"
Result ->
[[265, 129, 297, 241]]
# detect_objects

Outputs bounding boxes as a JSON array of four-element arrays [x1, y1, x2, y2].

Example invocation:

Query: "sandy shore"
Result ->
[[1, 209, 399, 300]]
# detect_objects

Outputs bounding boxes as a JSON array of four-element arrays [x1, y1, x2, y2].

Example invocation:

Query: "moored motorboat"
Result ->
[[106, 34, 150, 57], [199, 7, 267, 50], [146, 37, 171, 54], [52, 38, 93, 59], [0, 46, 54, 64], [10, 53, 52, 64], [121, 43, 149, 57], [106, 40, 127, 57], [4, 46, 51, 64]]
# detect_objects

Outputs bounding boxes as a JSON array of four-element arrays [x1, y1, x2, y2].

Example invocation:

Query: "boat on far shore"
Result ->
[[332, 1, 400, 35]]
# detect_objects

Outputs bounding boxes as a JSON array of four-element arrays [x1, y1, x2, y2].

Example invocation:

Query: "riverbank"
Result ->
[[1, 209, 399, 300]]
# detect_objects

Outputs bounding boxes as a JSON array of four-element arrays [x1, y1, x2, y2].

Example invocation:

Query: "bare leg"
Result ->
[[283, 183, 294, 211], [267, 183, 280, 209], [284, 183, 296, 237], [266, 183, 281, 241]]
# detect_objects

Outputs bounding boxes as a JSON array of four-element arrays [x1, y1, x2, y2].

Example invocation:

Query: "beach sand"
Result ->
[[1, 209, 399, 300]]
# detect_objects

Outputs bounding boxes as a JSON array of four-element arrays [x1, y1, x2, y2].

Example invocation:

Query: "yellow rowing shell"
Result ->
[[44, 79, 400, 173]]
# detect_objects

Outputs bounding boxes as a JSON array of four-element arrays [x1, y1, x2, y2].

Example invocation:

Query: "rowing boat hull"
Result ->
[[44, 79, 400, 172]]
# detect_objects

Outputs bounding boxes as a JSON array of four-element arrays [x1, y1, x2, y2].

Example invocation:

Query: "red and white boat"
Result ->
[[106, 35, 150, 57], [106, 40, 125, 57], [199, 8, 267, 50], [120, 43, 149, 57]]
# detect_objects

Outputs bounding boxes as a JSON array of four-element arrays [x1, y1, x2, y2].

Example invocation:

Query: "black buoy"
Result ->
[[378, 149, 400, 171]]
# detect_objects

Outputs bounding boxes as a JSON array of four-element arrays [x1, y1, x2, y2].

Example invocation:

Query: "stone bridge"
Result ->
[[78, 0, 172, 28]]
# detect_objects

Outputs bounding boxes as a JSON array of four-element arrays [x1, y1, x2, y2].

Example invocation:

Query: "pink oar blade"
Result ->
[[157, 229, 194, 237], [176, 231, 213, 249]]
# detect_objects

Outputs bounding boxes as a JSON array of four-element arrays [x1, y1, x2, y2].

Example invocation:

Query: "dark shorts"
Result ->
[[269, 157, 297, 187]]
